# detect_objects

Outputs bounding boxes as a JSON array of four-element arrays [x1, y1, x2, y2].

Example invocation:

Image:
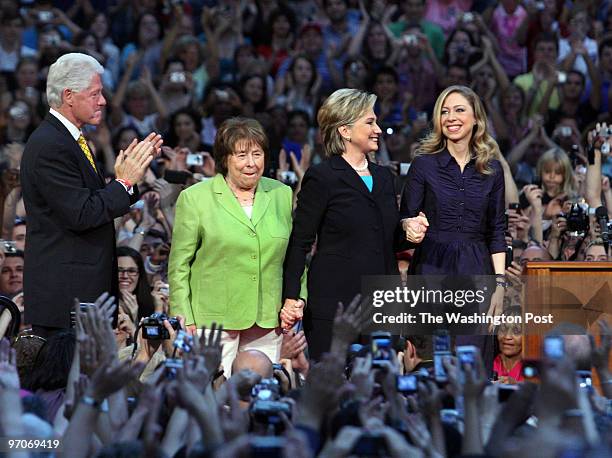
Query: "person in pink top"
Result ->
[[490, 0, 528, 78], [493, 307, 524, 383], [424, 0, 473, 37]]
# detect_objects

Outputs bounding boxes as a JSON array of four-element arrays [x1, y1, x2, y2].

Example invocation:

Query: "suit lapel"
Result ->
[[212, 174, 255, 230], [45, 115, 105, 188], [330, 155, 374, 201], [251, 180, 271, 228]]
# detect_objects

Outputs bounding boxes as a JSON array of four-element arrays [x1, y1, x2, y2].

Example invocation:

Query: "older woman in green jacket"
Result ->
[[169, 117, 302, 375]]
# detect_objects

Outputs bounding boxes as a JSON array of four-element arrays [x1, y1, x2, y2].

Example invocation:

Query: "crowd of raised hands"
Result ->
[[0, 292, 610, 457]]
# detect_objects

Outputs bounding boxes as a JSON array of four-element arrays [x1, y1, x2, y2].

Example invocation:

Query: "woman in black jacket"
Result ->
[[282, 88, 401, 359]]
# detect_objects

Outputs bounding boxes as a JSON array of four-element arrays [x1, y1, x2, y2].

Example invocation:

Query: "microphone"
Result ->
[[595, 206, 609, 244]]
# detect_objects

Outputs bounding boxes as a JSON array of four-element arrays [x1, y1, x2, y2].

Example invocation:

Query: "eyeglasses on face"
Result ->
[[118, 268, 139, 277]]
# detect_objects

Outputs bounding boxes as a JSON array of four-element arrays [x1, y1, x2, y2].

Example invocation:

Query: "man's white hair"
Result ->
[[46, 53, 104, 109]]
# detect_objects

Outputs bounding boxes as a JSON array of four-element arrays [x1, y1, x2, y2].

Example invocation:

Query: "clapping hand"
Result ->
[[403, 212, 429, 243], [115, 132, 163, 184]]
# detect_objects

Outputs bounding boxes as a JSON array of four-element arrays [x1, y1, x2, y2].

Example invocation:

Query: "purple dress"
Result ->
[[400, 149, 506, 373], [400, 149, 506, 275]]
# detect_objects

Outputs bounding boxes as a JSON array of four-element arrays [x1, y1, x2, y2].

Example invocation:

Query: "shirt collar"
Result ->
[[436, 149, 453, 168], [436, 149, 474, 169], [49, 108, 81, 141]]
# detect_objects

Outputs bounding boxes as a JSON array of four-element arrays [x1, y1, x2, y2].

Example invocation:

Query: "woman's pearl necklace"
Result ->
[[351, 157, 369, 172]]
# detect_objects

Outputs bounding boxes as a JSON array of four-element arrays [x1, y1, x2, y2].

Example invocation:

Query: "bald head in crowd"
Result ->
[[520, 244, 553, 265], [231, 349, 273, 379]]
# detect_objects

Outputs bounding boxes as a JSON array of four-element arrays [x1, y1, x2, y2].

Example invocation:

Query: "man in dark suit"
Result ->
[[20, 53, 162, 337]]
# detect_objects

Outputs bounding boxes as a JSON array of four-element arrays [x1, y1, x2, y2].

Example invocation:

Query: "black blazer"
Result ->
[[283, 155, 400, 320], [20, 114, 139, 328]]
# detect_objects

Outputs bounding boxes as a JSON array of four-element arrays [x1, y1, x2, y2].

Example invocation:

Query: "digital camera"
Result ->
[[142, 313, 180, 339], [250, 378, 291, 426], [562, 203, 589, 237]]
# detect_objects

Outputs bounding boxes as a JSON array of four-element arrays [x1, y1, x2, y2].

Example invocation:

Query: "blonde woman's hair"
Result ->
[[418, 85, 500, 175], [536, 147, 574, 196], [317, 88, 377, 157]]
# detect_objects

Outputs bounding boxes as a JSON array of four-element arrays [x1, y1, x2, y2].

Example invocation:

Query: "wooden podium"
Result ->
[[523, 261, 612, 363]]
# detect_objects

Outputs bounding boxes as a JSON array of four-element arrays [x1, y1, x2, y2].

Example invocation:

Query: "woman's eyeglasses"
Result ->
[[118, 268, 139, 277]]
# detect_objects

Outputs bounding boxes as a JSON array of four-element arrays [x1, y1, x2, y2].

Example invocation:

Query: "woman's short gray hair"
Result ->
[[46, 53, 104, 109], [317, 88, 377, 157]]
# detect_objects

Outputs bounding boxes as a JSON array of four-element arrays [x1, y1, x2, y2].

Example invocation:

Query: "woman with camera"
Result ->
[[169, 117, 298, 375], [282, 88, 401, 360]]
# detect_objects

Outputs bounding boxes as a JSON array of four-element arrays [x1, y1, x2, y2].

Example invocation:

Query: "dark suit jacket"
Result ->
[[20, 114, 139, 328], [283, 155, 400, 321]]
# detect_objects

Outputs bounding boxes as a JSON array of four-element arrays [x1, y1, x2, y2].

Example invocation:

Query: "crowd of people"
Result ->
[[0, 0, 612, 456]]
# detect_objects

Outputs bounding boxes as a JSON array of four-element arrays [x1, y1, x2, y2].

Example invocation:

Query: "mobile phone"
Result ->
[[164, 170, 192, 185], [1, 240, 17, 254], [37, 10, 53, 22], [576, 370, 593, 391], [522, 359, 541, 379], [434, 329, 450, 352], [433, 330, 451, 383], [164, 358, 183, 380], [371, 331, 392, 368], [457, 345, 478, 383], [169, 72, 186, 83], [498, 384, 518, 402], [433, 352, 450, 383], [544, 335, 564, 359], [509, 202, 520, 212], [403, 34, 417, 46], [250, 436, 285, 455], [352, 434, 388, 456], [557, 72, 567, 84], [505, 245, 513, 269], [280, 170, 298, 186], [186, 153, 204, 167], [215, 89, 229, 101], [400, 163, 410, 175], [396, 374, 418, 393], [457, 345, 478, 366], [560, 126, 572, 137]]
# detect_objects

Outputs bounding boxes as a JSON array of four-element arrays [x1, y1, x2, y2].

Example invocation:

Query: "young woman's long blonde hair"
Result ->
[[418, 85, 500, 175]]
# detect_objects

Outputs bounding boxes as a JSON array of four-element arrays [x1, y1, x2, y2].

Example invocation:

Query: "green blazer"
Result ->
[[169, 174, 293, 330]]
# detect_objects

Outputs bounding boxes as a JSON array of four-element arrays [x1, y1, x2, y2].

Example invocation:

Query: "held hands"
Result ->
[[403, 212, 429, 243], [115, 132, 163, 184], [280, 298, 305, 330]]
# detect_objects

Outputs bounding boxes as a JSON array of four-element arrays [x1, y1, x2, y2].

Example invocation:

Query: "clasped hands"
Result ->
[[114, 132, 164, 184], [280, 298, 305, 331], [402, 212, 429, 243]]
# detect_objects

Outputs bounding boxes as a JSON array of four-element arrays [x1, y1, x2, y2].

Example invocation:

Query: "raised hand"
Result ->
[[330, 294, 368, 356], [115, 133, 163, 184], [86, 359, 144, 402], [280, 330, 308, 360], [196, 322, 224, 382], [350, 353, 374, 400]]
